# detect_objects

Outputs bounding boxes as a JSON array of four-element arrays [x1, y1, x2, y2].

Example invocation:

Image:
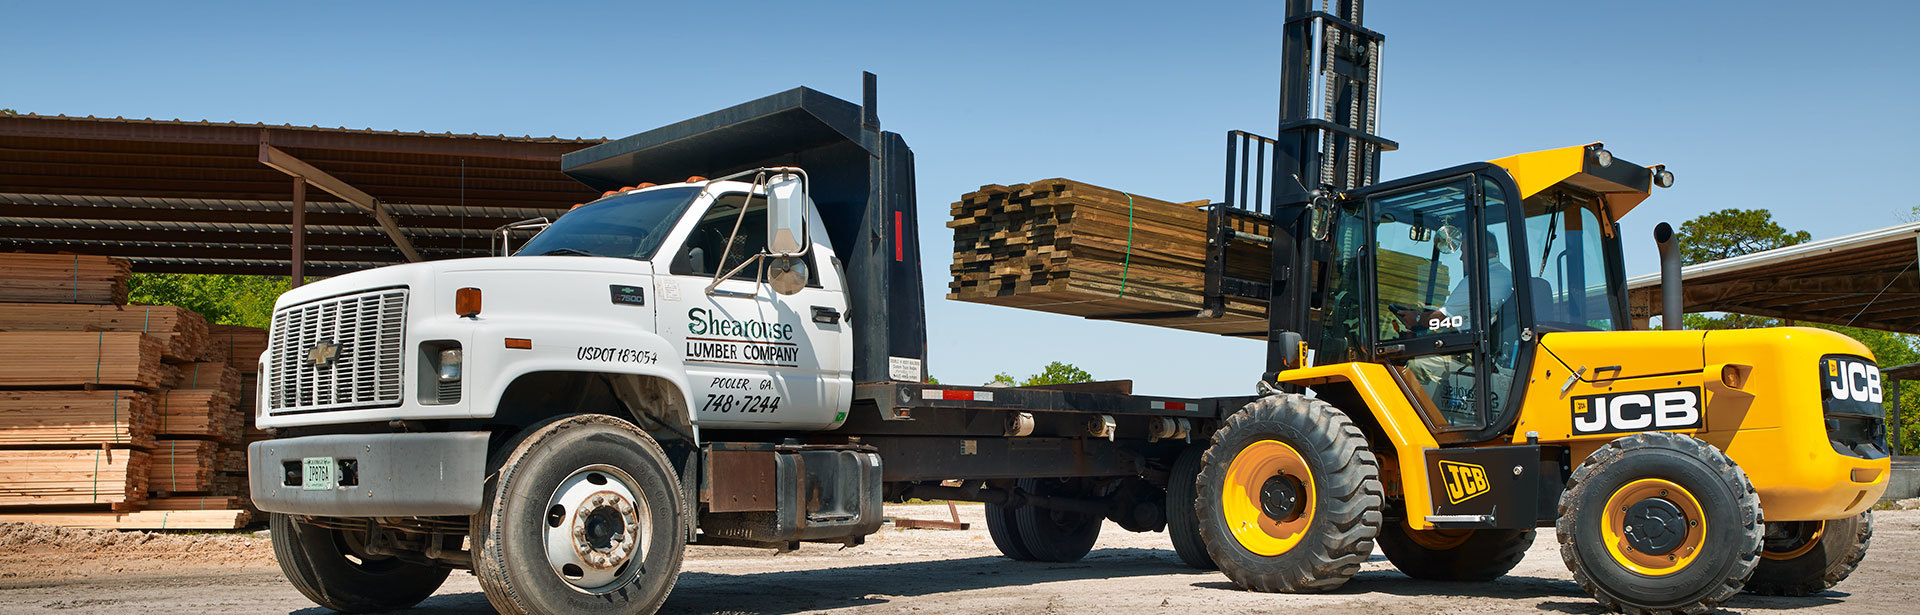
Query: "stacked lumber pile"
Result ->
[[0, 253, 257, 530], [948, 179, 1273, 337], [209, 324, 271, 448]]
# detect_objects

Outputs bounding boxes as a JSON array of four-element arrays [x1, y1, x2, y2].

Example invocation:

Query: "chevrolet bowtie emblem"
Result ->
[[307, 339, 341, 369]]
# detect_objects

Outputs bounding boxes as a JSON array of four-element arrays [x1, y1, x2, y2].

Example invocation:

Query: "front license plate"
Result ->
[[302, 457, 335, 491]]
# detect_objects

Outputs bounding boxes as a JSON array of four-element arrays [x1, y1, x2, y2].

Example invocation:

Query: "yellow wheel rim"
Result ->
[[1402, 523, 1474, 551], [1601, 478, 1706, 576], [1222, 439, 1316, 557], [1761, 520, 1826, 561]]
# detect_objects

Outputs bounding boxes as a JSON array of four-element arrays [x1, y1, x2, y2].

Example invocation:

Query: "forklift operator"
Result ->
[[1399, 231, 1511, 417]]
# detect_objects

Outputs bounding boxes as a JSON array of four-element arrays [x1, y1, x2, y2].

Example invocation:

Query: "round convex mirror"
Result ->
[[767, 256, 808, 295]]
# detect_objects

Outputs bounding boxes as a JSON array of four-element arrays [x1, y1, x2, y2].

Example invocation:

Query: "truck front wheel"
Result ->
[[269, 513, 450, 613], [472, 414, 685, 615]]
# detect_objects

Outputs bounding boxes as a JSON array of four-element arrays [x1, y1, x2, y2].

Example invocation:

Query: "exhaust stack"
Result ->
[[1654, 222, 1683, 330]]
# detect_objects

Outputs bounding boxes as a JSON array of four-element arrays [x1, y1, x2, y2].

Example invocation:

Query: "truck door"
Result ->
[[657, 191, 850, 430]]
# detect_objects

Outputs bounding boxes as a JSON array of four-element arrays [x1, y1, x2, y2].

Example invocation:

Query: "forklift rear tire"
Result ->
[[1194, 394, 1383, 593], [472, 414, 686, 615], [1557, 432, 1762, 614], [1165, 445, 1217, 570], [1377, 521, 1534, 581], [1012, 478, 1104, 562], [1744, 512, 1872, 596], [269, 513, 450, 613]]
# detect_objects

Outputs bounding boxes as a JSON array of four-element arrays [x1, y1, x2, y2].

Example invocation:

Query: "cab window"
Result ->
[[1523, 188, 1617, 330], [671, 193, 821, 287]]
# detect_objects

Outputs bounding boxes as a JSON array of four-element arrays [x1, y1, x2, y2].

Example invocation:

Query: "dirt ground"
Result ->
[[2, 506, 1916, 615]]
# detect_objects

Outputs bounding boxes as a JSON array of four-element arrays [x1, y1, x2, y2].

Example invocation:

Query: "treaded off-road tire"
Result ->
[[1558, 432, 1762, 615], [1745, 512, 1872, 596], [984, 496, 1036, 562], [269, 513, 450, 613], [1377, 522, 1534, 581], [472, 414, 685, 615], [1012, 478, 1104, 562], [1195, 394, 1383, 592], [1166, 444, 1217, 570]]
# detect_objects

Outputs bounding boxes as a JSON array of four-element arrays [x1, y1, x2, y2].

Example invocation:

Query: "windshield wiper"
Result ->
[[535, 247, 596, 257]]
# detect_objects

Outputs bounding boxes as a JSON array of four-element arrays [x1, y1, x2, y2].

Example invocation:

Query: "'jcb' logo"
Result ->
[[1438, 460, 1489, 505], [1571, 387, 1703, 435], [1824, 358, 1882, 403]]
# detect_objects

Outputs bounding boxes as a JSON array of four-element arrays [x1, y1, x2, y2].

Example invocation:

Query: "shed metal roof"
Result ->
[[0, 114, 607, 276], [1626, 222, 1920, 332]]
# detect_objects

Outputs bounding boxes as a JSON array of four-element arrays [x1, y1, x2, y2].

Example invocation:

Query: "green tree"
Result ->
[[987, 372, 1017, 386], [1675, 208, 1811, 266], [0, 109, 15, 115], [128, 273, 291, 329], [1021, 361, 1093, 386]]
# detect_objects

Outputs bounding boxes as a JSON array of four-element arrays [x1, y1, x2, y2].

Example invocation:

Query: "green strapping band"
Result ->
[[93, 331, 102, 385], [169, 439, 177, 492], [90, 449, 101, 503], [1117, 192, 1134, 297]]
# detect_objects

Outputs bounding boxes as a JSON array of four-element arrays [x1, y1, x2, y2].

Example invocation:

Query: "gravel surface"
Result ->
[[2, 506, 1915, 614]]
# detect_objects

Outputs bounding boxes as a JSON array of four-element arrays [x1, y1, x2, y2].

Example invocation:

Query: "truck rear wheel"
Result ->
[[1194, 394, 1383, 593], [1745, 512, 1872, 596], [269, 513, 450, 613], [472, 414, 685, 615], [1165, 444, 1217, 570], [1014, 478, 1104, 562], [1557, 432, 1762, 614], [984, 497, 1036, 561], [1377, 521, 1533, 581]]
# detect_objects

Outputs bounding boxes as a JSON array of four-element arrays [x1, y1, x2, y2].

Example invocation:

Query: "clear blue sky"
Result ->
[[6, 1, 1917, 396]]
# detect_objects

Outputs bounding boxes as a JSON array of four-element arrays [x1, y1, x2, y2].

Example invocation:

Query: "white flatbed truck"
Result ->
[[250, 75, 1242, 615]]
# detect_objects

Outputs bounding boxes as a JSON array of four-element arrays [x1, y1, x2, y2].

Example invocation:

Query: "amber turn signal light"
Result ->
[[1720, 364, 1751, 389], [455, 287, 482, 318]]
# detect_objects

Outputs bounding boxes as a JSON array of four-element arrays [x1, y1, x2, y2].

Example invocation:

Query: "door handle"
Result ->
[[811, 306, 841, 325]]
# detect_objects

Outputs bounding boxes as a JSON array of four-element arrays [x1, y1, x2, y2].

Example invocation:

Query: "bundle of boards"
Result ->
[[0, 253, 268, 530], [948, 179, 1275, 338]]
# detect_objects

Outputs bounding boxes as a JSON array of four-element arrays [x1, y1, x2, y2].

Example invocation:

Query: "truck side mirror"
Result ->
[[766, 173, 808, 256]]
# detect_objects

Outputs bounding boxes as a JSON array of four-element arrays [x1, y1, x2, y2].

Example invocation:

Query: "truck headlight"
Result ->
[[438, 347, 463, 382]]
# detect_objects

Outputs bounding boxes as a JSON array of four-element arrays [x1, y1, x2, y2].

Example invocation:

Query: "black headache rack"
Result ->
[[561, 73, 925, 385]]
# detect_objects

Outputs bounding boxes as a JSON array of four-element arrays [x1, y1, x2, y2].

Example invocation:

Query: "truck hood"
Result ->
[[273, 256, 655, 311]]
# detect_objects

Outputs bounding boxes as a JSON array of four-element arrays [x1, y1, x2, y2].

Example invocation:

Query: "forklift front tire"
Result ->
[[1195, 394, 1383, 593]]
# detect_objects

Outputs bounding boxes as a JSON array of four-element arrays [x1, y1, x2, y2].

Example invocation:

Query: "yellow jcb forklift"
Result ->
[[1169, 3, 1892, 613]]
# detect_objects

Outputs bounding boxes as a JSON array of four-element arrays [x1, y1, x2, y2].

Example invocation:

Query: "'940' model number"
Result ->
[[701, 394, 781, 414]]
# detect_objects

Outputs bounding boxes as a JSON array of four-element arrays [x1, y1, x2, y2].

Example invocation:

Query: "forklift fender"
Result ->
[[1275, 362, 1441, 530]]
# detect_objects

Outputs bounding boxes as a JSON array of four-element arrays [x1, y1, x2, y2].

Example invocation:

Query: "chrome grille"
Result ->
[[267, 288, 408, 413]]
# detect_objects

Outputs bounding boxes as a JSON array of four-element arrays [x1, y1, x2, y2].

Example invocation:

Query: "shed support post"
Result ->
[[291, 177, 306, 287]]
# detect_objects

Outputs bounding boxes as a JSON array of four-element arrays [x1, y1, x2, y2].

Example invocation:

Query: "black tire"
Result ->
[[984, 497, 1036, 562], [1557, 432, 1762, 615], [1377, 522, 1534, 581], [1166, 444, 1217, 570], [1012, 477, 1103, 562], [472, 414, 685, 615], [269, 513, 450, 613], [1194, 394, 1383, 593], [1745, 512, 1872, 596]]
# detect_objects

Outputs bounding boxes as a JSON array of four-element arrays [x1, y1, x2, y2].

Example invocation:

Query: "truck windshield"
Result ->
[[516, 187, 701, 259]]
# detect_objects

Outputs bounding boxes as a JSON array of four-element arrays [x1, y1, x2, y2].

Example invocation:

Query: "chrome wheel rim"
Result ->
[[542, 464, 649, 593]]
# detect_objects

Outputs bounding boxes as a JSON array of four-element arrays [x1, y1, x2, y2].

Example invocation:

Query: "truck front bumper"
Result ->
[[249, 432, 489, 517]]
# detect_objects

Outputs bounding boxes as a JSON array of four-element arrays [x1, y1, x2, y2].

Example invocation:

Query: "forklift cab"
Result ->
[[1309, 144, 1658, 444]]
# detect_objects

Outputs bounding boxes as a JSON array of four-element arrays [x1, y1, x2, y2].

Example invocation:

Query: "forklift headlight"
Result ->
[[437, 347, 463, 382], [1654, 168, 1675, 188], [1592, 148, 1614, 167]]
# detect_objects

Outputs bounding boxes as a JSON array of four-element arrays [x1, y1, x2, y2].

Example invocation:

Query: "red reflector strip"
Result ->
[[894, 210, 904, 262], [920, 389, 994, 402], [1150, 400, 1189, 411]]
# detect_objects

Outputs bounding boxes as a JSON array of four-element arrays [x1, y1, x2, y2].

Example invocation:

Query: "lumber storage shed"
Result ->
[[1625, 221, 1920, 332], [0, 113, 606, 281]]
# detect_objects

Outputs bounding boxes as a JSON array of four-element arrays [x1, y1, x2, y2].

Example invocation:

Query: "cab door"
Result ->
[[656, 191, 849, 430], [1365, 175, 1523, 435]]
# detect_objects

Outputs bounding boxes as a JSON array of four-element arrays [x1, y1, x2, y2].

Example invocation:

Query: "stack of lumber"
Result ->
[[948, 179, 1273, 337], [0, 449, 148, 508], [0, 391, 158, 449], [0, 303, 215, 362], [0, 253, 257, 530], [0, 253, 131, 304], [209, 324, 269, 373]]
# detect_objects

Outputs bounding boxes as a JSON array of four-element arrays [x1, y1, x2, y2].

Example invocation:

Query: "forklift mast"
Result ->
[[1246, 0, 1397, 376]]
